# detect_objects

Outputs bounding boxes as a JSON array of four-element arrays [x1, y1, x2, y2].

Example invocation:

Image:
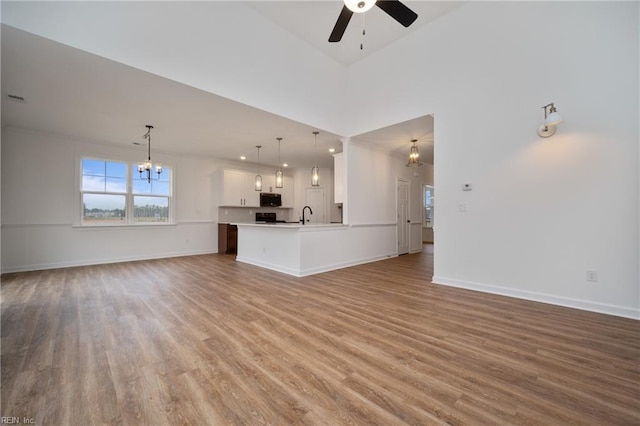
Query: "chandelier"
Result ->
[[138, 125, 163, 182], [405, 139, 423, 167]]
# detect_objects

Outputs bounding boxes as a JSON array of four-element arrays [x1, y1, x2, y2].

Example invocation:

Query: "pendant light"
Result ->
[[275, 137, 284, 188], [311, 131, 320, 186], [137, 125, 163, 183], [405, 139, 424, 167], [255, 145, 263, 191]]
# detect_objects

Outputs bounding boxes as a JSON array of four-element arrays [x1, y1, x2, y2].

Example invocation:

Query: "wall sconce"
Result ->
[[537, 102, 563, 138]]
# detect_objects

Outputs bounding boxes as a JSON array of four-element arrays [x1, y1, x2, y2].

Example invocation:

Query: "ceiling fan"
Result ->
[[329, 0, 418, 43]]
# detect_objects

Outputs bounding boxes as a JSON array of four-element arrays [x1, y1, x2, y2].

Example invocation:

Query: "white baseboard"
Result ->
[[299, 252, 398, 277], [2, 250, 217, 274], [237, 252, 398, 278], [432, 276, 640, 320]]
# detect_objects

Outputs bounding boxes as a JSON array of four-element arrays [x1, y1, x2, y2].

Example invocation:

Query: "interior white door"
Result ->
[[397, 178, 410, 255], [305, 187, 326, 224]]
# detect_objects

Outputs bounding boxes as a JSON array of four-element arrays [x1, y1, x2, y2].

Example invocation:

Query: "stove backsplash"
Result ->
[[218, 207, 292, 224]]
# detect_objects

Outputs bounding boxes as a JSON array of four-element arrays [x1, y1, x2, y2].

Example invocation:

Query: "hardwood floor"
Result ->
[[2, 247, 639, 425]]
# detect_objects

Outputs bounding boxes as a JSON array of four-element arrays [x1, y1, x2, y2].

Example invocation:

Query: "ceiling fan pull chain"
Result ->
[[360, 12, 365, 50]]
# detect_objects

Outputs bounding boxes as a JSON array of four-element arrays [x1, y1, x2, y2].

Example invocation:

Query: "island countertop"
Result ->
[[234, 222, 346, 230]]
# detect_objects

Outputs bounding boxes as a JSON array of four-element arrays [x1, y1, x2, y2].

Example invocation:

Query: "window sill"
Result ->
[[73, 223, 176, 229]]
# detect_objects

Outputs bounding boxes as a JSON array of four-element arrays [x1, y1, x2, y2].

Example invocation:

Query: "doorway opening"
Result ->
[[397, 178, 410, 255]]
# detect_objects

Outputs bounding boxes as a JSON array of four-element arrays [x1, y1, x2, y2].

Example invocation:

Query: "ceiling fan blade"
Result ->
[[376, 0, 418, 27], [329, 5, 353, 42]]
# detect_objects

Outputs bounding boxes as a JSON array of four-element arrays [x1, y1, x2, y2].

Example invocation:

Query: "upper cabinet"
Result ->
[[218, 170, 260, 207], [218, 169, 294, 208]]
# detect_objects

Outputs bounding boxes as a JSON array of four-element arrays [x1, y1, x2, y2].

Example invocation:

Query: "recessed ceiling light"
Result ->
[[240, 156, 246, 160], [283, 163, 288, 168], [329, 148, 335, 153]]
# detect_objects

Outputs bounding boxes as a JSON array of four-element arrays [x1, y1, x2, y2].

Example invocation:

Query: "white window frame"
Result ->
[[79, 156, 174, 227], [423, 184, 434, 229]]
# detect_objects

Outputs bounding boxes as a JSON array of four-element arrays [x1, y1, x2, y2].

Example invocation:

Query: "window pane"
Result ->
[[158, 168, 171, 182], [106, 177, 127, 193], [424, 185, 434, 228], [106, 162, 127, 179], [82, 159, 105, 176], [134, 196, 169, 223], [82, 159, 127, 193], [82, 175, 106, 192], [82, 194, 126, 224], [151, 180, 170, 196], [132, 166, 171, 195], [132, 174, 152, 194]]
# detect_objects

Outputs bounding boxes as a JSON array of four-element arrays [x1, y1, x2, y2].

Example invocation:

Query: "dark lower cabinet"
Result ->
[[218, 223, 238, 254]]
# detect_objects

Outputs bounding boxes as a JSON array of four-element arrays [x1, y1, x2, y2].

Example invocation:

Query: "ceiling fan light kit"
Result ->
[[329, 0, 418, 43], [344, 0, 376, 13]]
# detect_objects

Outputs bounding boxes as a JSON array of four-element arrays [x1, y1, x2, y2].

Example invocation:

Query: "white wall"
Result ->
[[346, 2, 640, 318], [1, 2, 347, 136], [1, 127, 219, 272]]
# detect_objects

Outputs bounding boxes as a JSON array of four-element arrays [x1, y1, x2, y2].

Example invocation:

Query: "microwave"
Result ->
[[260, 192, 282, 207]]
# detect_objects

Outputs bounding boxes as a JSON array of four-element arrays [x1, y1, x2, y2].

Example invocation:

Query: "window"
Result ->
[[424, 184, 434, 228], [132, 164, 171, 223], [81, 158, 172, 225]]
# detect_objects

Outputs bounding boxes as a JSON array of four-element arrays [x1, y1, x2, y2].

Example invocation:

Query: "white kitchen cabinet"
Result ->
[[219, 169, 260, 207]]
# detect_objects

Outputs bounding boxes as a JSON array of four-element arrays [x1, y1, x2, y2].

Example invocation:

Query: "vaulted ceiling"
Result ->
[[1, 2, 452, 168]]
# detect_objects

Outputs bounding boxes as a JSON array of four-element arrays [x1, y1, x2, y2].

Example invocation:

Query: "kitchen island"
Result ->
[[235, 222, 397, 277]]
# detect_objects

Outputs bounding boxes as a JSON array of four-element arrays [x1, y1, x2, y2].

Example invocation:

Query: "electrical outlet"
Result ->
[[586, 270, 598, 282]]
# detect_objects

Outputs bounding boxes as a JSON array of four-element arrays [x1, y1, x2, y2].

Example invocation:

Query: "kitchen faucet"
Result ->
[[301, 206, 313, 225]]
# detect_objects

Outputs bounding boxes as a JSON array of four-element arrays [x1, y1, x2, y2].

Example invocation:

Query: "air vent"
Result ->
[[7, 94, 26, 103]]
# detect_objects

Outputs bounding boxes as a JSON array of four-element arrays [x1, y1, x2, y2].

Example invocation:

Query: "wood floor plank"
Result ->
[[2, 247, 639, 424]]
